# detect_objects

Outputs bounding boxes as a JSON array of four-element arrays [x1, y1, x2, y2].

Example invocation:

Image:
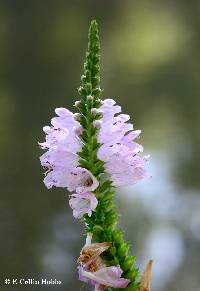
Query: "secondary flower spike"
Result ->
[[39, 19, 151, 291]]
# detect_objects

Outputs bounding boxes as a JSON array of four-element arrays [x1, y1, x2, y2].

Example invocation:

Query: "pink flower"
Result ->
[[79, 265, 130, 290], [69, 192, 98, 219], [78, 234, 129, 290], [39, 108, 99, 194], [43, 166, 99, 192], [96, 99, 150, 186], [39, 107, 81, 152], [67, 167, 99, 194]]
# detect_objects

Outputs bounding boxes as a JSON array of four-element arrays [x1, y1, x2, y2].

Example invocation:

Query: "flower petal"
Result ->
[[67, 167, 99, 193], [69, 192, 98, 219], [97, 99, 150, 186], [79, 265, 130, 289]]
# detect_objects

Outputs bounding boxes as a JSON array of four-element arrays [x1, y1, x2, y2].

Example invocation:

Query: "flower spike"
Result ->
[[39, 20, 151, 291]]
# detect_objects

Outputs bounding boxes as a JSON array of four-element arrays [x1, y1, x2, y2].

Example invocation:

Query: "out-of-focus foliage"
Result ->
[[0, 1, 199, 291]]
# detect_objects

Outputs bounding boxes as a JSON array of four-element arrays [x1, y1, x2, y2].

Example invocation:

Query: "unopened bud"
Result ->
[[74, 126, 83, 136], [95, 98, 103, 105], [121, 256, 134, 272], [87, 95, 93, 101], [91, 108, 99, 115], [117, 242, 129, 257], [74, 113, 81, 121], [113, 230, 123, 243], [92, 87, 102, 96], [93, 120, 102, 129], [74, 100, 81, 107]]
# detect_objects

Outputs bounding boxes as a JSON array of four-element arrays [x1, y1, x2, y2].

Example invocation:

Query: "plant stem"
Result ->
[[76, 20, 140, 291]]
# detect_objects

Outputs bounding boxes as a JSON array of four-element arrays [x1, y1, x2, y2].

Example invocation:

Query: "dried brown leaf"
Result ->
[[139, 260, 153, 291]]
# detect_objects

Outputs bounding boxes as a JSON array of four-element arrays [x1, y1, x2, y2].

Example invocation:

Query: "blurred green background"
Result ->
[[0, 1, 200, 290]]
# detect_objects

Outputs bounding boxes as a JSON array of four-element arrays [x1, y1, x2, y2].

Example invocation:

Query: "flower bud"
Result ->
[[91, 108, 99, 115], [74, 113, 81, 121], [117, 242, 129, 258], [109, 246, 116, 256], [74, 126, 83, 136], [121, 256, 134, 272], [113, 230, 123, 243], [92, 87, 102, 97], [81, 74, 86, 83], [74, 100, 81, 107], [93, 120, 102, 129], [124, 268, 137, 281], [78, 86, 87, 96], [87, 95, 93, 101], [92, 225, 103, 239], [96, 98, 103, 104]]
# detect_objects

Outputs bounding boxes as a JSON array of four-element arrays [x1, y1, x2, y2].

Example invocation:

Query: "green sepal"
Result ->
[[99, 181, 113, 193], [113, 229, 123, 244], [122, 281, 140, 291], [92, 225, 104, 239], [124, 268, 137, 281], [92, 87, 102, 97], [109, 246, 116, 256], [117, 242, 129, 258], [121, 256, 135, 272]]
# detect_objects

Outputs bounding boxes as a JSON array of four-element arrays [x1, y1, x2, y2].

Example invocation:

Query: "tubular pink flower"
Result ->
[[78, 265, 130, 289], [68, 167, 99, 194], [39, 108, 99, 195], [69, 192, 98, 219], [78, 234, 129, 290], [97, 99, 150, 186]]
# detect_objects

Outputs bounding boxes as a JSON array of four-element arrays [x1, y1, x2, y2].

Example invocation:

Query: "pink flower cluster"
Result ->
[[39, 108, 98, 218], [96, 99, 150, 187], [39, 100, 149, 219]]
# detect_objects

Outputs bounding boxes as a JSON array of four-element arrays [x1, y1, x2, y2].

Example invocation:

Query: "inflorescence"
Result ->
[[39, 20, 151, 291]]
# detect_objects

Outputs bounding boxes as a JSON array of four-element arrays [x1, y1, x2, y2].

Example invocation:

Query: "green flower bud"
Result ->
[[124, 282, 139, 291], [101, 191, 113, 202], [85, 69, 91, 80], [92, 76, 100, 87], [74, 113, 81, 121], [87, 95, 93, 102], [78, 86, 87, 96], [109, 246, 116, 256], [74, 100, 81, 107], [99, 181, 112, 193], [109, 257, 119, 266], [124, 268, 136, 281], [81, 74, 87, 83], [121, 256, 135, 272], [92, 87, 102, 97], [117, 242, 129, 258], [113, 230, 123, 244], [92, 225, 103, 237], [93, 55, 100, 65]]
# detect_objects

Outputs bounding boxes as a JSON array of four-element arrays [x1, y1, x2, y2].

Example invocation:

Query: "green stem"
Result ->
[[76, 20, 140, 291]]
